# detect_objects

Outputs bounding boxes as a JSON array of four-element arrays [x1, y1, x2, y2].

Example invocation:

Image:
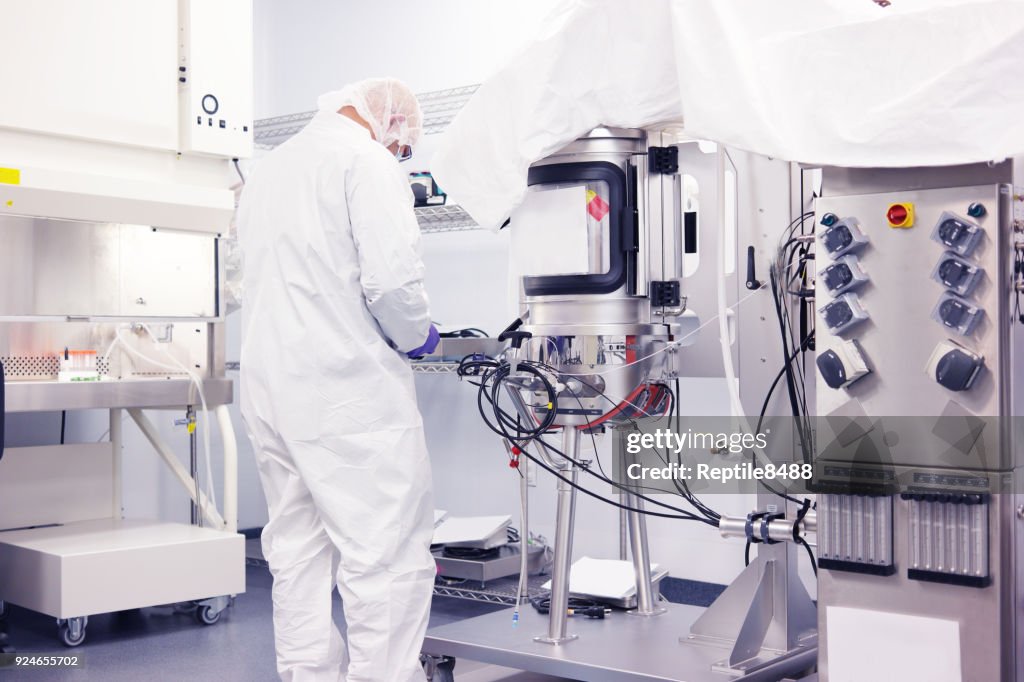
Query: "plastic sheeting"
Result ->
[[432, 0, 1024, 231]]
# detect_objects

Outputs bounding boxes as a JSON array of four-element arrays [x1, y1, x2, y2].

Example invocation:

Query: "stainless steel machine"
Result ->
[[422, 129, 818, 681], [812, 163, 1024, 681]]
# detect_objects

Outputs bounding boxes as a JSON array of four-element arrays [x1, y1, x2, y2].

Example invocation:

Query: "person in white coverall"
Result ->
[[237, 77, 440, 682]]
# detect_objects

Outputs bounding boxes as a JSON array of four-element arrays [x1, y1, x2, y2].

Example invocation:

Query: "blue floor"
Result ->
[[0, 563, 502, 681], [0, 558, 724, 681]]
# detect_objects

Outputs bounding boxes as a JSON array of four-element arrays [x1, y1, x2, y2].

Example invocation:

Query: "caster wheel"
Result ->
[[421, 654, 455, 682], [196, 605, 221, 626], [58, 623, 86, 647], [435, 658, 455, 682]]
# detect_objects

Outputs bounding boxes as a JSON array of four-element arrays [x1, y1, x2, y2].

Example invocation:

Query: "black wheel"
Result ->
[[58, 623, 85, 647], [435, 658, 455, 682], [196, 605, 221, 626], [422, 655, 455, 682]]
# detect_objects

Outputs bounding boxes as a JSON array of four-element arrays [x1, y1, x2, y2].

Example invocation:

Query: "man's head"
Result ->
[[319, 78, 423, 162]]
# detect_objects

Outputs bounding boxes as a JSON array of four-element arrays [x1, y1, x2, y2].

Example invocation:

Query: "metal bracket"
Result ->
[[650, 280, 682, 308], [685, 554, 817, 674], [648, 146, 679, 175]]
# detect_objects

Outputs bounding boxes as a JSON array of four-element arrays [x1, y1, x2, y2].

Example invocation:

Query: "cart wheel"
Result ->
[[196, 605, 221, 626], [435, 657, 455, 682], [421, 654, 456, 681], [58, 618, 87, 647]]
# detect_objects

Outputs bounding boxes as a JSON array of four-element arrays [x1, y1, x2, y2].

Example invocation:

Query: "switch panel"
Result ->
[[816, 339, 871, 389], [820, 293, 869, 335], [931, 211, 983, 257], [925, 339, 984, 392], [820, 217, 869, 257], [932, 252, 983, 297], [821, 255, 869, 295], [932, 293, 984, 336]]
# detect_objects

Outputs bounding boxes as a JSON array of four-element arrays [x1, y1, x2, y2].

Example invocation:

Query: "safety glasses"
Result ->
[[396, 145, 413, 163]]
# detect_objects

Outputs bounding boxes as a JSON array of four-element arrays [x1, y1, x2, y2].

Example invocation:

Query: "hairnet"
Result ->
[[318, 78, 423, 150]]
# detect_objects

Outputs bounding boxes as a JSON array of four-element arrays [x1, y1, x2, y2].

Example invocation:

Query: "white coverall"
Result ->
[[238, 108, 435, 682]]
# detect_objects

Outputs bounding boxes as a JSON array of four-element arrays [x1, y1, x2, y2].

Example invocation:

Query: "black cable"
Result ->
[[232, 158, 245, 184], [519, 439, 717, 524], [440, 328, 489, 338], [529, 594, 609, 618], [461, 354, 720, 525], [799, 537, 818, 576], [60, 410, 67, 445]]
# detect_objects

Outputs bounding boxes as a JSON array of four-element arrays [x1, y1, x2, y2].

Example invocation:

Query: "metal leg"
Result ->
[[110, 408, 123, 520], [625, 491, 667, 617], [534, 427, 580, 645], [618, 507, 628, 561]]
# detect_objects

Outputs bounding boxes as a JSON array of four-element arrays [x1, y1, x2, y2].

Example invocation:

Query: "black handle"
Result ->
[[497, 316, 525, 342], [745, 245, 762, 290], [498, 317, 532, 349]]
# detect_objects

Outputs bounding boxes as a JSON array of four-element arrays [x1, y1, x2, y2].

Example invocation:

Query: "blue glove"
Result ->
[[407, 324, 440, 358]]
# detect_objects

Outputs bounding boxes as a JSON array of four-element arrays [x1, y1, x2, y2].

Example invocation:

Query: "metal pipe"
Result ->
[[717, 513, 815, 544], [535, 427, 580, 645], [619, 507, 628, 560], [188, 405, 198, 525], [625, 491, 666, 616], [110, 408, 123, 519]]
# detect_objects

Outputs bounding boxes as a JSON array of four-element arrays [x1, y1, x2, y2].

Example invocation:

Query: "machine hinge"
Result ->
[[647, 146, 679, 175], [650, 280, 682, 307]]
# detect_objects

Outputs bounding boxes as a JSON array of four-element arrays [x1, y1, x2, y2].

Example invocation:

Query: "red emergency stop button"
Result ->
[[886, 202, 914, 228]]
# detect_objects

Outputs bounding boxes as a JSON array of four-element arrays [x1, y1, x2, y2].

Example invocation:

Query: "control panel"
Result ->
[[178, 0, 253, 158], [814, 180, 1014, 472]]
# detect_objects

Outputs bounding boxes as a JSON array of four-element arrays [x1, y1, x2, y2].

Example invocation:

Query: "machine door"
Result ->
[[516, 161, 633, 297]]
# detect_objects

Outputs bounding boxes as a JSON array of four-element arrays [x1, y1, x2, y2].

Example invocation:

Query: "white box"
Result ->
[[0, 519, 245, 618], [178, 0, 254, 158]]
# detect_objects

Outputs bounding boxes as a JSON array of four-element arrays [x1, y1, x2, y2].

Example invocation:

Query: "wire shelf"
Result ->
[[433, 574, 550, 606], [415, 205, 479, 233], [410, 362, 461, 374], [253, 84, 479, 148]]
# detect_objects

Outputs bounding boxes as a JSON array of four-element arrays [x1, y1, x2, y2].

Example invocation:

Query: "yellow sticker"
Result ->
[[187, 422, 196, 434], [0, 168, 21, 185]]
